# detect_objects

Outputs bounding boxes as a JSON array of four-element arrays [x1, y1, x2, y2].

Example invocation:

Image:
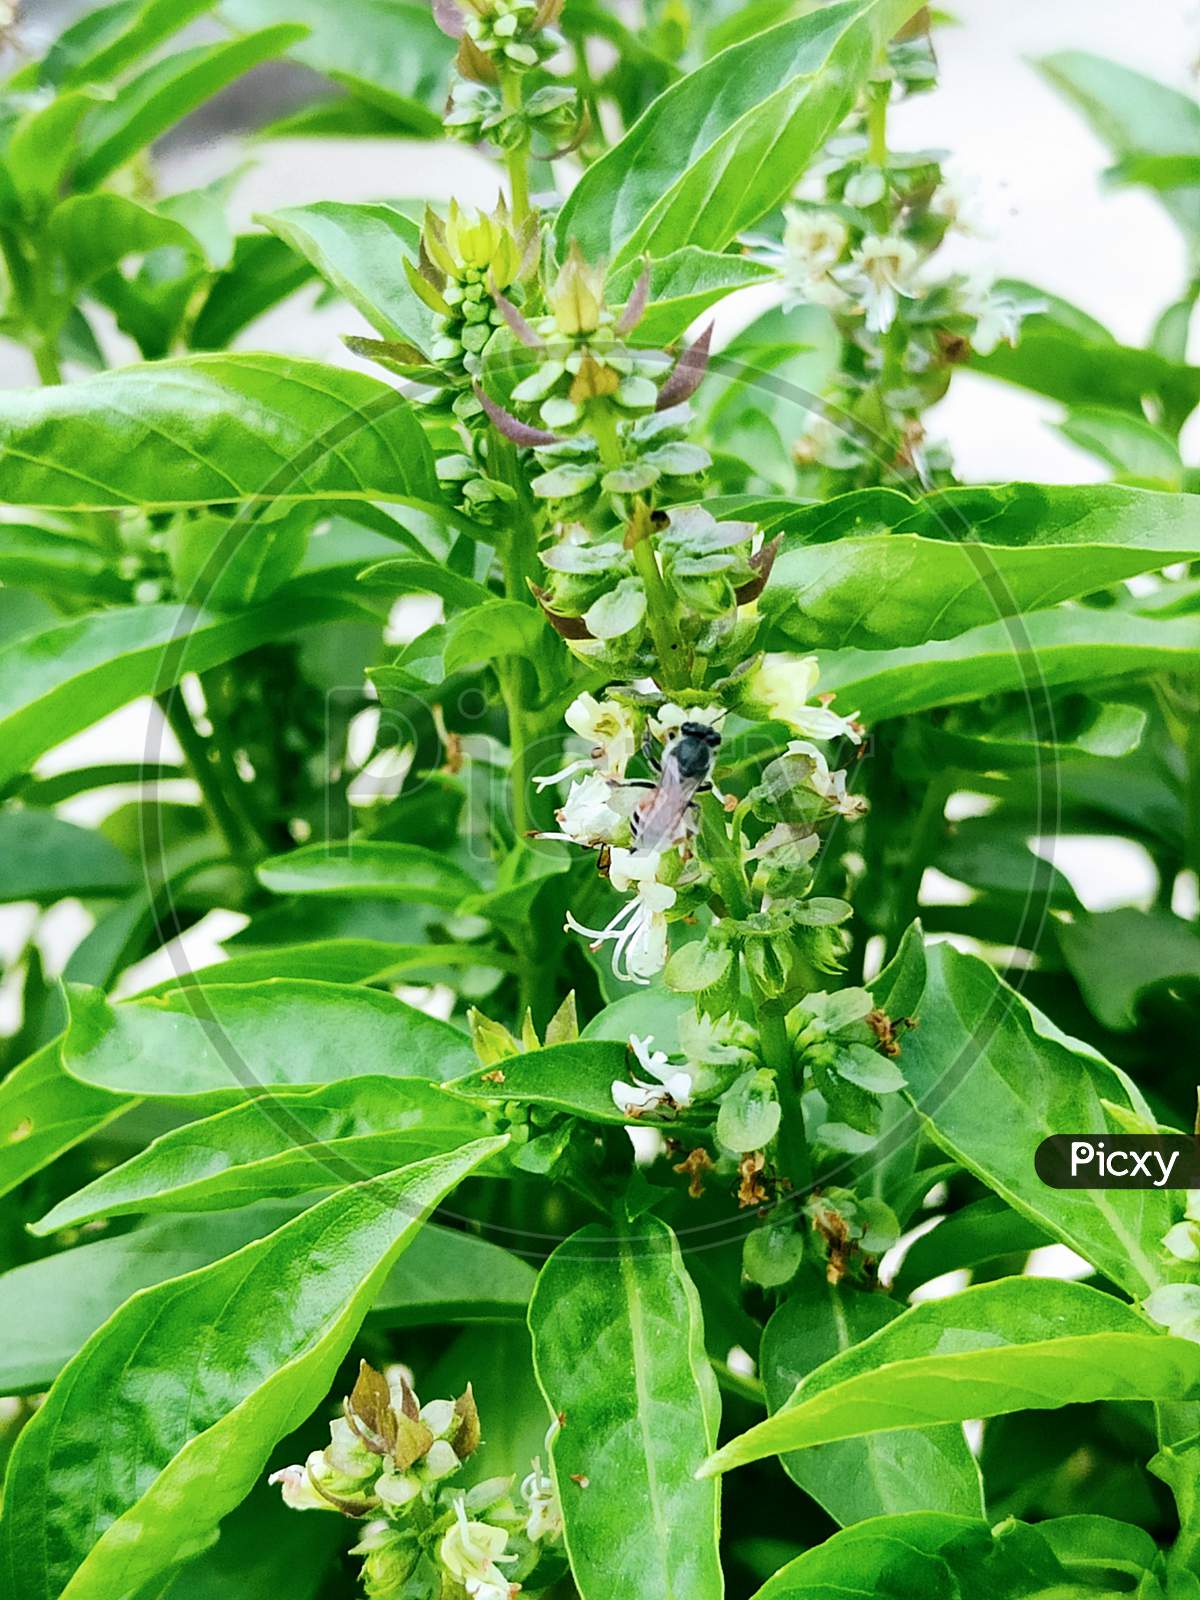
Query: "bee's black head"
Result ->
[[680, 720, 722, 748]]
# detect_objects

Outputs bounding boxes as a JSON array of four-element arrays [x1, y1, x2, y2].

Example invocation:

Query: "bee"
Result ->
[[629, 719, 722, 855]]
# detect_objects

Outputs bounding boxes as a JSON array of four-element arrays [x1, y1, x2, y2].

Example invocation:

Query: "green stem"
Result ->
[[157, 691, 251, 864], [886, 772, 951, 959], [500, 76, 531, 228], [866, 79, 888, 168], [1187, 688, 1200, 898], [629, 532, 688, 690], [752, 980, 812, 1194]]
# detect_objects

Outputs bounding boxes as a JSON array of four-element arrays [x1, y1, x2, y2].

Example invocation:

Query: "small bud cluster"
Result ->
[[271, 1360, 563, 1600], [436, 0, 585, 157]]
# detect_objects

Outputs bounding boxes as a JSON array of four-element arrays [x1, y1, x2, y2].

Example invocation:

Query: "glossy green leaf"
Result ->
[[0, 596, 358, 786], [220, 0, 452, 131], [32, 1076, 493, 1232], [257, 841, 476, 907], [0, 1204, 299, 1395], [0, 1041, 130, 1202], [748, 1512, 1077, 1600], [761, 1272, 984, 1525], [74, 26, 307, 187], [557, 0, 916, 268], [892, 1196, 1049, 1298], [895, 941, 1174, 1296], [1057, 907, 1200, 1032], [607, 247, 776, 345], [0, 354, 438, 511], [816, 606, 1200, 723], [260, 201, 432, 347], [756, 483, 1200, 649], [61, 979, 477, 1098], [448, 1038, 634, 1124], [0, 1136, 505, 1600], [529, 1214, 723, 1599], [0, 809, 134, 901], [703, 1277, 1200, 1475]]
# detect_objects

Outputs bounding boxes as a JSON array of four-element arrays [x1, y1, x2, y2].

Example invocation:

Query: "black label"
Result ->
[[1036, 1134, 1200, 1190]]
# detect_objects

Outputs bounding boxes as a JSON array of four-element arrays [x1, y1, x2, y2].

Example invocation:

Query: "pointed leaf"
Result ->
[[703, 1277, 1200, 1476], [529, 1214, 723, 1600], [0, 1137, 505, 1600]]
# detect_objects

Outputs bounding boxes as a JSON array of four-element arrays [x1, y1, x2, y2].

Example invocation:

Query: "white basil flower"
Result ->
[[566, 848, 678, 983], [533, 691, 640, 790], [610, 1032, 694, 1115], [439, 1497, 519, 1600], [837, 234, 920, 333], [746, 654, 862, 744]]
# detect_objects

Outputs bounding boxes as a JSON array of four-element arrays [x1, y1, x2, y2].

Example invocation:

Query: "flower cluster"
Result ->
[[754, 32, 1039, 491], [271, 1360, 563, 1600], [538, 660, 864, 990]]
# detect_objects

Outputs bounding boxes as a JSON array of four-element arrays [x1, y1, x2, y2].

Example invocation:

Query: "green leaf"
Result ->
[[257, 841, 476, 907], [892, 1196, 1049, 1299], [895, 941, 1174, 1296], [816, 606, 1200, 723], [1057, 907, 1200, 1032], [607, 247, 776, 345], [0, 1041, 130, 1202], [0, 523, 130, 603], [44, 0, 219, 87], [971, 281, 1200, 425], [443, 599, 547, 673], [220, 0, 453, 131], [447, 1038, 635, 1124], [0, 597, 359, 787], [557, 0, 916, 268], [358, 557, 492, 610], [702, 1276, 1200, 1476], [1039, 51, 1200, 240], [761, 1272, 984, 1525], [0, 1204, 299, 1395], [369, 1222, 537, 1327], [0, 354, 438, 511], [0, 810, 134, 901], [131, 937, 509, 995], [260, 201, 433, 348], [61, 979, 477, 1099], [49, 193, 206, 287], [747, 1512, 1076, 1600], [756, 483, 1200, 649], [0, 1137, 505, 1600], [191, 233, 316, 350], [4, 91, 97, 214], [74, 26, 307, 188], [32, 1076, 493, 1233], [1054, 406, 1183, 488], [529, 1214, 723, 1600]]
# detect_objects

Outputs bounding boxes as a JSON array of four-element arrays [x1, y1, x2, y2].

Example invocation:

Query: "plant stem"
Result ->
[[501, 76, 531, 228], [866, 79, 888, 168], [886, 771, 951, 959], [157, 691, 251, 864], [1186, 682, 1200, 902], [592, 402, 690, 688], [752, 982, 812, 1193]]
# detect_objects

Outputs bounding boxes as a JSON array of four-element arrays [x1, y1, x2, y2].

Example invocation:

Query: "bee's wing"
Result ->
[[630, 765, 705, 853]]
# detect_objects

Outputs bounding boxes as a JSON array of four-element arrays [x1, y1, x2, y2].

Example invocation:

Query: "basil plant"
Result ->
[[2, 2, 1200, 1597]]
